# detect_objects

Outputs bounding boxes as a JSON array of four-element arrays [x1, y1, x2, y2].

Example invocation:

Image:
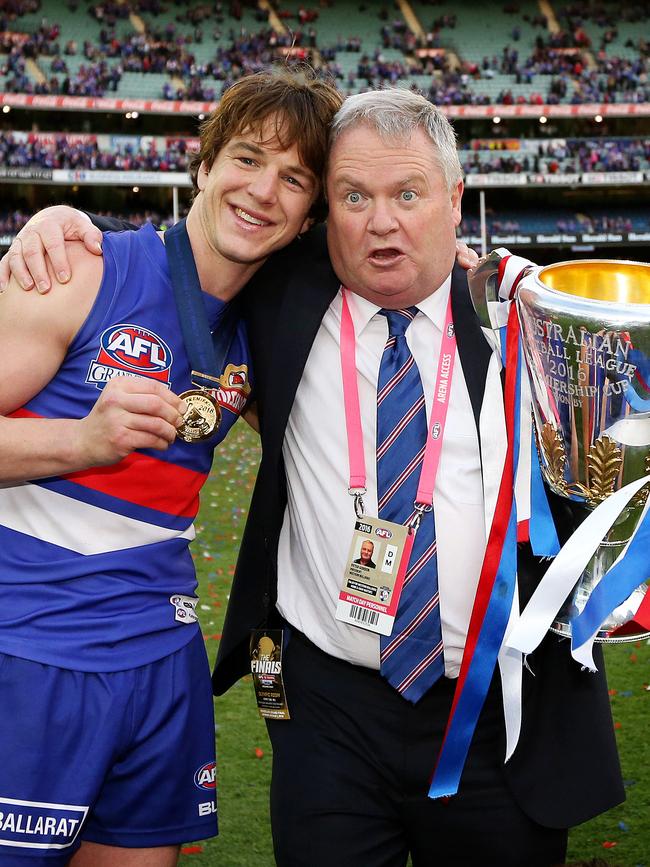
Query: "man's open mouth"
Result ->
[[369, 248, 403, 261]]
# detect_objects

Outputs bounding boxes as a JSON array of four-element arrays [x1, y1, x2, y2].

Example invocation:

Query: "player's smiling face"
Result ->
[[195, 116, 318, 269]]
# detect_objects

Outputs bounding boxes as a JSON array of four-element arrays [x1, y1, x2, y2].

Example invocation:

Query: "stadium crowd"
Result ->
[[0, 208, 176, 236], [1, 207, 647, 242], [462, 137, 650, 174], [460, 210, 649, 235], [2, 129, 647, 176], [1, 0, 648, 103], [0, 131, 192, 171]]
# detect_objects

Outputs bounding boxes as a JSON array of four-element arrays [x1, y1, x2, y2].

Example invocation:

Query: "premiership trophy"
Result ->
[[470, 254, 650, 643]]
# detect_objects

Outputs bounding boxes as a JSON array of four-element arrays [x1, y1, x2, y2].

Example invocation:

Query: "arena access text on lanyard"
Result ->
[[335, 287, 457, 637]]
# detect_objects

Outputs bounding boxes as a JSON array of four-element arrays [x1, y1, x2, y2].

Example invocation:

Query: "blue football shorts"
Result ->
[[0, 631, 218, 865]]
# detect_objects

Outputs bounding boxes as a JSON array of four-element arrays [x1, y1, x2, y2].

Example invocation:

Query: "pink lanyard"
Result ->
[[340, 287, 457, 525]]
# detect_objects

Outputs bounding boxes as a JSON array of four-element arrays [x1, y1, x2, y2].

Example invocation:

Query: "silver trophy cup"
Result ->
[[470, 253, 650, 643]]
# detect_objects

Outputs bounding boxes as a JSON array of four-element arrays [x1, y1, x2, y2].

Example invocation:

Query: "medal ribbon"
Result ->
[[164, 218, 241, 385], [339, 288, 456, 507]]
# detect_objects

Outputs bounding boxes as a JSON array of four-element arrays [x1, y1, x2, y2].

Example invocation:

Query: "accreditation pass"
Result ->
[[335, 516, 412, 636]]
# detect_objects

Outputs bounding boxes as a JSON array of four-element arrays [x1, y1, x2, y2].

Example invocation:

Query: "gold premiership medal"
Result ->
[[177, 389, 221, 443]]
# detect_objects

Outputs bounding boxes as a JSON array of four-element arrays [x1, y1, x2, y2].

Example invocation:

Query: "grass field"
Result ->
[[179, 423, 650, 867]]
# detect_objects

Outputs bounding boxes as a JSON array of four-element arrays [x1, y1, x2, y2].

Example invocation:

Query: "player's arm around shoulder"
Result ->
[[0, 241, 187, 483], [0, 239, 100, 412], [0, 241, 103, 481]]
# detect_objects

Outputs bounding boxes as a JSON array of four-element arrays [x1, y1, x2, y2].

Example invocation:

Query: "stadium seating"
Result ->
[[0, 1, 647, 261], [3, 128, 647, 176], [461, 137, 650, 174], [1, 0, 648, 103], [460, 209, 650, 235], [0, 206, 646, 245]]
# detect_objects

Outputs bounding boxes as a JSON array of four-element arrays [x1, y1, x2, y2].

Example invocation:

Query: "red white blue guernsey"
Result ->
[[0, 223, 252, 672]]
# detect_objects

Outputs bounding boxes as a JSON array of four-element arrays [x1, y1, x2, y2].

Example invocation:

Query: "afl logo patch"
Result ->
[[194, 761, 217, 790], [375, 527, 393, 540], [87, 323, 173, 388]]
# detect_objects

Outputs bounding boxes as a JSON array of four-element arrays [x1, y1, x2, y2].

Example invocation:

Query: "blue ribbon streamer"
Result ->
[[623, 387, 650, 413], [499, 324, 507, 364], [628, 348, 650, 386], [428, 508, 518, 798], [622, 348, 650, 412], [571, 510, 650, 650], [528, 437, 560, 558], [428, 327, 522, 798]]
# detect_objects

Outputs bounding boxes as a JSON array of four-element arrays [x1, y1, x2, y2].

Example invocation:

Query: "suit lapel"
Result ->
[[453, 263, 508, 536], [264, 256, 340, 464], [451, 263, 492, 436]]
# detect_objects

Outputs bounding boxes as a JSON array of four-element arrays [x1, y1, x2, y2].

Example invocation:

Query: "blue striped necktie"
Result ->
[[376, 307, 444, 703]]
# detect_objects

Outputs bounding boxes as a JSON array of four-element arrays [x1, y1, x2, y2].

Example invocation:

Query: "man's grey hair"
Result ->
[[329, 89, 463, 192]]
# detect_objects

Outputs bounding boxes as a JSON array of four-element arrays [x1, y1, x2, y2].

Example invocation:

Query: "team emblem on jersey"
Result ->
[[194, 760, 217, 790], [86, 323, 173, 389], [213, 363, 251, 414]]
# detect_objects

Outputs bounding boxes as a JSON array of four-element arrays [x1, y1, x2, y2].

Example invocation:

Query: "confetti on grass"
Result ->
[[181, 845, 204, 855]]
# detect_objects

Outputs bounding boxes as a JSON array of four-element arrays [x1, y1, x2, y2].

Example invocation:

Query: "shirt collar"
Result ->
[[341, 272, 453, 336]]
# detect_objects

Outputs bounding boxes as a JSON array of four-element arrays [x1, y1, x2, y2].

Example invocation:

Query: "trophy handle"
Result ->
[[467, 249, 506, 331], [468, 248, 536, 334]]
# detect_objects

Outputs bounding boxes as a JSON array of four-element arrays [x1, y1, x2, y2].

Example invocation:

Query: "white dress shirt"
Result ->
[[277, 276, 488, 677]]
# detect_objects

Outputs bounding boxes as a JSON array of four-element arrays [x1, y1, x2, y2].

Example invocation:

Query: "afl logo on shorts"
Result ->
[[86, 323, 173, 388], [194, 760, 217, 790]]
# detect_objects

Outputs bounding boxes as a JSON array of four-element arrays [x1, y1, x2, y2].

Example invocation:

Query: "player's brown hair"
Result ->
[[189, 66, 342, 222]]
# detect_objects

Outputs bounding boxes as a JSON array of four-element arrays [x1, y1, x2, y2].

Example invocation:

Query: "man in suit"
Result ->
[[3, 88, 624, 867], [211, 89, 624, 866]]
